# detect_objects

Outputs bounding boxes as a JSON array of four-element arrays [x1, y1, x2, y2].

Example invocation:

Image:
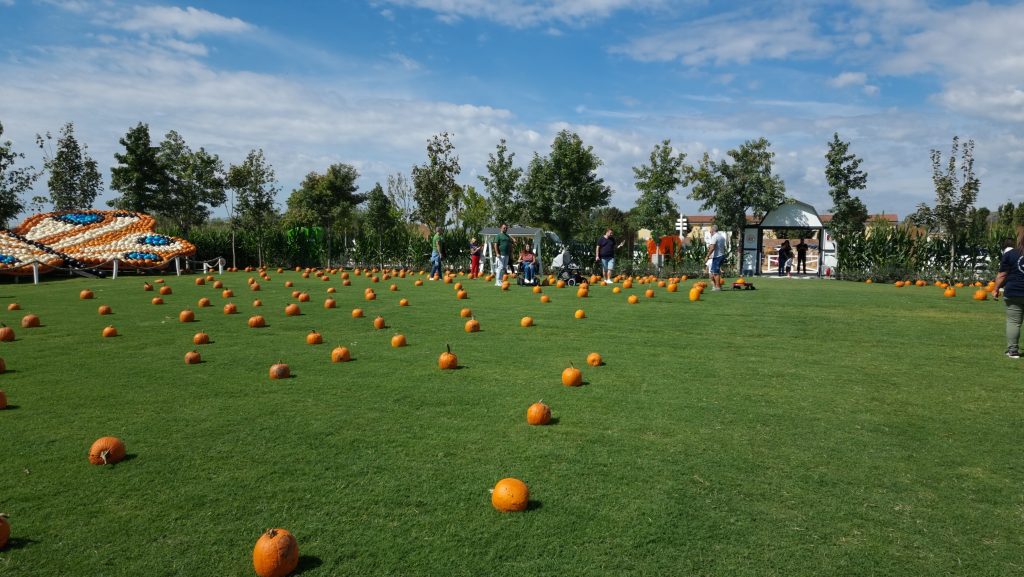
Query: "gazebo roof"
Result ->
[[479, 226, 545, 237], [757, 200, 824, 229]]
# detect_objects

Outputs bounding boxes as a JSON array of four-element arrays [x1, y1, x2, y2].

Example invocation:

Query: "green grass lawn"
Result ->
[[0, 270, 1021, 577]]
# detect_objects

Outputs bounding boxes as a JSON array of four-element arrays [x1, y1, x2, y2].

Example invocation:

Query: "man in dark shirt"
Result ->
[[795, 238, 809, 274], [595, 229, 616, 283]]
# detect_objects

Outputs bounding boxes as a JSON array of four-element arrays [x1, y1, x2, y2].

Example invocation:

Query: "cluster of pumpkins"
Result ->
[[2, 263, 718, 576], [886, 278, 999, 300]]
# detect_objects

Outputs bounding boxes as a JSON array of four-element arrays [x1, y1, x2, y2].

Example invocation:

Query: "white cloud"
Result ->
[[0, 0, 16, 7], [611, 11, 832, 66], [829, 72, 867, 88], [389, 52, 422, 71], [378, 0, 666, 28], [112, 5, 254, 38]]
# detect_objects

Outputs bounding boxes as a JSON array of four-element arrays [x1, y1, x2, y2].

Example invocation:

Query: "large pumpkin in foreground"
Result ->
[[88, 436, 126, 465], [253, 528, 299, 577], [491, 477, 529, 512], [0, 513, 9, 549]]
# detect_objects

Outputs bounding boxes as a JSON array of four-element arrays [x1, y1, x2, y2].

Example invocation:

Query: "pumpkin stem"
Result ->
[[446, 343, 451, 354]]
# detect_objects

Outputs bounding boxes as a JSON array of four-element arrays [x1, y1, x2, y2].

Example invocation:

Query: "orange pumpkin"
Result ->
[[298, 292, 310, 302], [88, 436, 126, 465], [184, 350, 201, 365], [20, 314, 39, 328], [574, 309, 586, 319], [391, 334, 407, 348], [627, 294, 639, 304], [152, 297, 164, 305], [526, 401, 551, 426], [465, 318, 480, 333], [373, 317, 386, 330], [7, 303, 19, 311], [102, 326, 117, 338], [645, 289, 655, 298], [456, 290, 468, 299], [306, 330, 323, 345], [520, 316, 533, 327], [586, 352, 602, 366], [179, 309, 195, 323], [399, 298, 409, 307], [622, 280, 633, 289], [331, 346, 351, 363], [326, 287, 336, 294], [253, 299, 263, 307], [98, 304, 112, 315], [439, 344, 458, 370], [501, 281, 510, 291], [284, 303, 301, 316], [252, 528, 299, 577], [540, 295, 551, 303], [0, 325, 13, 342], [460, 308, 472, 318], [194, 277, 205, 286], [80, 289, 94, 300], [223, 303, 238, 315], [491, 478, 529, 512], [561, 364, 582, 387], [351, 308, 364, 318], [197, 297, 211, 308], [269, 363, 290, 379], [667, 283, 678, 292], [577, 287, 588, 298], [390, 284, 398, 292], [973, 289, 988, 301], [222, 289, 234, 298], [943, 287, 956, 298], [324, 298, 337, 309], [193, 332, 210, 345], [365, 291, 377, 301], [248, 315, 266, 328], [688, 288, 700, 302], [159, 285, 172, 295], [143, 282, 153, 291], [556, 280, 566, 288]]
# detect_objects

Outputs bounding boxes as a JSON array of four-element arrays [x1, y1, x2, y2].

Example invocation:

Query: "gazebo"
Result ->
[[478, 226, 547, 276], [741, 200, 836, 277]]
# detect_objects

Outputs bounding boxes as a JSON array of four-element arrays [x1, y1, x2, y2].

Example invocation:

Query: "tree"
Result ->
[[460, 185, 489, 236], [361, 183, 404, 268], [479, 138, 522, 226], [386, 172, 416, 224], [824, 133, 870, 272], [996, 201, 1016, 227], [687, 137, 786, 262], [282, 163, 364, 266], [412, 132, 460, 232], [155, 130, 226, 237], [915, 136, 980, 271], [34, 122, 103, 211], [520, 130, 613, 242], [630, 139, 688, 237], [227, 149, 279, 267], [0, 121, 39, 228], [108, 122, 165, 213]]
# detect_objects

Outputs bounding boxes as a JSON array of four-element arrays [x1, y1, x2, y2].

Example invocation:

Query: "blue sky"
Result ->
[[2, 0, 1023, 222]]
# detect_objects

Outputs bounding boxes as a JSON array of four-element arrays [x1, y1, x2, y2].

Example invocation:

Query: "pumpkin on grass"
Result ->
[[373, 316, 386, 330], [439, 344, 458, 370], [7, 303, 19, 311], [88, 436, 126, 465], [0, 389, 7, 409], [80, 289, 94, 299], [253, 528, 299, 577], [391, 334, 407, 348], [151, 297, 164, 305], [465, 318, 480, 333], [351, 308, 364, 318], [331, 346, 351, 363], [178, 309, 195, 323], [526, 401, 551, 425], [21, 314, 40, 328], [184, 350, 201, 365], [284, 303, 301, 316], [193, 332, 210, 345], [561, 364, 582, 387], [520, 316, 534, 327], [248, 315, 266, 328], [587, 352, 602, 366], [0, 514, 9, 549], [306, 330, 323, 345], [159, 285, 172, 295], [0, 325, 14, 342], [491, 478, 529, 512], [269, 363, 291, 379], [98, 304, 112, 315], [574, 309, 586, 319], [102, 326, 118, 338]]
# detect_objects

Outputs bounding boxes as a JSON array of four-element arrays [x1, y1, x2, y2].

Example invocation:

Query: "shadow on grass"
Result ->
[[526, 500, 544, 511], [294, 555, 323, 574], [3, 537, 41, 550], [546, 417, 560, 425], [1, 404, 21, 410]]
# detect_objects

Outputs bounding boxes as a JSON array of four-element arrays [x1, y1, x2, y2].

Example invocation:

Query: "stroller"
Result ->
[[551, 247, 585, 286]]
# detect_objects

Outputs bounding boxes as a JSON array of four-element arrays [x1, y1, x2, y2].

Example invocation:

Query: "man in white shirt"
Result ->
[[704, 224, 728, 291]]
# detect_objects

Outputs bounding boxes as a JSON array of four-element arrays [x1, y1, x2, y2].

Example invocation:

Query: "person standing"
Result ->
[[705, 224, 728, 291], [992, 227, 1024, 358], [796, 238, 809, 274], [595, 229, 616, 283], [468, 237, 482, 278], [492, 223, 513, 286], [777, 240, 793, 277], [429, 229, 444, 280]]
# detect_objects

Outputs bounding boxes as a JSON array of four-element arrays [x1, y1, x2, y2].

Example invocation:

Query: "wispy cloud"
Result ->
[[376, 0, 666, 28], [111, 5, 254, 38], [611, 10, 832, 66]]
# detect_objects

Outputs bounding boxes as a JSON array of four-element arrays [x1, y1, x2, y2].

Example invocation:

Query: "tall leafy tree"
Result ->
[[914, 136, 980, 271], [156, 130, 226, 237], [108, 122, 164, 213], [282, 163, 364, 265], [34, 122, 103, 211], [630, 139, 688, 236], [479, 138, 522, 226], [0, 121, 40, 227], [687, 137, 786, 259], [412, 132, 460, 232], [227, 149, 279, 267], [460, 185, 489, 236], [824, 133, 869, 271], [996, 201, 1016, 227], [520, 129, 612, 242], [386, 171, 416, 224], [361, 182, 404, 269]]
